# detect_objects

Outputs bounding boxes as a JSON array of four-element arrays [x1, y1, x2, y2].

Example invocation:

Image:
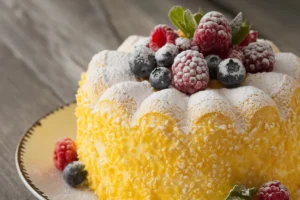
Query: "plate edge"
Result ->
[[15, 101, 76, 200]]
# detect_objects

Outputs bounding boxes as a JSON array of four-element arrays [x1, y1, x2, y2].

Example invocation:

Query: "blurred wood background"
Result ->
[[0, 0, 299, 199]]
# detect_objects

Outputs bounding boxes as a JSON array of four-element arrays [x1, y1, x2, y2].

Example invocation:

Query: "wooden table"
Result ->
[[0, 0, 299, 199]]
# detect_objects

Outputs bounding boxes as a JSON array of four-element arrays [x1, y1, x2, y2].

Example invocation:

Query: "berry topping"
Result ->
[[172, 50, 209, 94], [155, 44, 178, 68], [129, 45, 157, 78], [227, 45, 244, 62], [243, 41, 275, 73], [63, 161, 87, 187], [205, 55, 222, 79], [257, 180, 290, 200], [217, 58, 246, 88], [175, 37, 191, 52], [53, 138, 78, 171], [193, 11, 231, 54], [149, 67, 172, 90], [149, 24, 177, 52], [239, 30, 258, 47]]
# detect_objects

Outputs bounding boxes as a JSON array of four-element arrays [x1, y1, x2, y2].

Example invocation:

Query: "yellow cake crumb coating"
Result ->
[[76, 36, 300, 199]]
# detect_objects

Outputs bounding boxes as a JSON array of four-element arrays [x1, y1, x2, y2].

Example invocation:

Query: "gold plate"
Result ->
[[15, 102, 97, 200]]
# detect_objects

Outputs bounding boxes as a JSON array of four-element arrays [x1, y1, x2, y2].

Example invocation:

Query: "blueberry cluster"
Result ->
[[205, 55, 246, 88], [129, 43, 178, 90]]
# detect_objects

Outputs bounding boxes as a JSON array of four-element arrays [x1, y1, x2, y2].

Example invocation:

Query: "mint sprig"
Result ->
[[225, 184, 257, 200], [168, 6, 203, 38], [231, 21, 251, 45]]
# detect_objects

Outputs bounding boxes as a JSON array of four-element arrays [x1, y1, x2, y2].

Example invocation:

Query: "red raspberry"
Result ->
[[227, 45, 244, 62], [193, 11, 231, 54], [239, 30, 258, 47], [172, 50, 209, 94], [53, 138, 78, 171], [257, 180, 290, 200], [243, 41, 275, 73], [149, 24, 177, 52]]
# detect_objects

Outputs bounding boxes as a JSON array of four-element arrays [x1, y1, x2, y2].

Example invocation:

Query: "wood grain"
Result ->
[[0, 0, 299, 199]]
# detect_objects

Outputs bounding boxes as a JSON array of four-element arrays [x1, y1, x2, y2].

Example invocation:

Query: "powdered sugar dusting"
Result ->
[[132, 45, 154, 65], [273, 52, 300, 82], [131, 89, 189, 129], [244, 72, 300, 118], [98, 81, 153, 116]]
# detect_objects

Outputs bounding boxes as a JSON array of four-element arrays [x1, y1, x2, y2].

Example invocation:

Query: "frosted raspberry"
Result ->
[[239, 30, 258, 47], [227, 45, 244, 62], [149, 24, 177, 52], [257, 180, 290, 200], [243, 41, 275, 73], [175, 37, 191, 52], [193, 11, 231, 54], [172, 50, 209, 94]]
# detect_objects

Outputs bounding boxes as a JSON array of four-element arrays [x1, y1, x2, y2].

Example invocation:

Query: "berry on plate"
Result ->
[[155, 43, 178, 68], [193, 11, 231, 54], [217, 58, 246, 88], [149, 24, 177, 52], [63, 161, 88, 187], [243, 41, 275, 73], [172, 50, 209, 94], [205, 54, 222, 79], [149, 67, 172, 90], [257, 180, 290, 200], [129, 45, 157, 78], [53, 138, 78, 171]]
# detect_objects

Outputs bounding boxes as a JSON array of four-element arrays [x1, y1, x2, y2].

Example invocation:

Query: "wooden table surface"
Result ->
[[0, 0, 299, 199]]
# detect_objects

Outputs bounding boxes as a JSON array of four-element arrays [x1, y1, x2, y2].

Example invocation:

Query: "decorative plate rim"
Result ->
[[15, 101, 76, 200]]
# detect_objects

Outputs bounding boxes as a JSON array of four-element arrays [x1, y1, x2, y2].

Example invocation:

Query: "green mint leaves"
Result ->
[[230, 12, 251, 45], [225, 184, 257, 200], [169, 6, 203, 39]]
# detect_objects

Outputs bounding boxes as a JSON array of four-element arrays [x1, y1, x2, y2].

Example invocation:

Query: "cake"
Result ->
[[75, 7, 300, 200]]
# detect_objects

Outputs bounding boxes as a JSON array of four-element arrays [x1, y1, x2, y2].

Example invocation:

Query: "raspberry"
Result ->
[[172, 50, 209, 94], [149, 24, 177, 52], [239, 30, 258, 47], [175, 37, 191, 52], [257, 180, 290, 200], [243, 41, 275, 73], [53, 138, 78, 171], [227, 45, 244, 62], [193, 11, 231, 54]]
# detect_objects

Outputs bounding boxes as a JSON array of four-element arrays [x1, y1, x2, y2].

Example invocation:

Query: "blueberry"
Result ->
[[129, 45, 156, 78], [63, 161, 87, 187], [217, 58, 246, 88], [155, 44, 178, 68], [149, 67, 172, 90], [205, 55, 222, 79]]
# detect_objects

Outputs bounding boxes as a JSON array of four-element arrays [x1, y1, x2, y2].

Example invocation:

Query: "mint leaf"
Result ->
[[183, 9, 197, 38], [168, 6, 189, 36], [230, 12, 243, 37], [194, 13, 203, 24], [232, 21, 251, 45], [225, 184, 257, 200]]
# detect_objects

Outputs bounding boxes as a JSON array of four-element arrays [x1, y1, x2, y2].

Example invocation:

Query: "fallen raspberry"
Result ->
[[243, 41, 275, 73], [172, 50, 209, 94], [149, 24, 177, 52], [193, 11, 231, 54], [239, 30, 258, 47], [257, 180, 290, 200], [53, 138, 78, 171]]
